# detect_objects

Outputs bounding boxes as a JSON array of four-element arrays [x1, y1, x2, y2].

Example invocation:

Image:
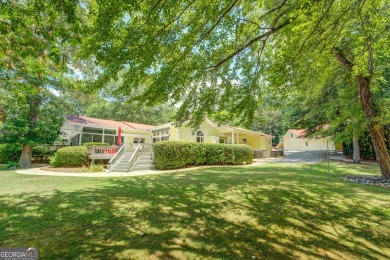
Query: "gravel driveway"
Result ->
[[277, 151, 344, 164]]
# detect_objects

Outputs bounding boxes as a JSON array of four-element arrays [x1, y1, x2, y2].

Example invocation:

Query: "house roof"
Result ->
[[151, 117, 273, 137], [149, 123, 173, 131], [221, 125, 273, 137], [66, 115, 155, 130], [290, 129, 307, 138]]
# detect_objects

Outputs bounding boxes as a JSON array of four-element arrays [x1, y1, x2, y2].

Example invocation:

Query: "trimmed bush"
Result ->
[[0, 144, 22, 164], [50, 146, 88, 167], [82, 142, 110, 147], [154, 141, 254, 170]]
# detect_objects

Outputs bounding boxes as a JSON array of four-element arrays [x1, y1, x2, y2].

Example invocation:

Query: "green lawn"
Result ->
[[0, 162, 389, 259]]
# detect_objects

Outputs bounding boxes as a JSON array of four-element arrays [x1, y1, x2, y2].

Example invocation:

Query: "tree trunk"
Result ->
[[18, 90, 41, 168], [19, 144, 33, 168], [333, 47, 390, 179], [386, 125, 390, 151], [357, 76, 390, 179], [352, 129, 361, 163]]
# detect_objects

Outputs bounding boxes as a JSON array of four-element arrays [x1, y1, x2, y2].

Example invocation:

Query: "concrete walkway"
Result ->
[[16, 158, 279, 178]]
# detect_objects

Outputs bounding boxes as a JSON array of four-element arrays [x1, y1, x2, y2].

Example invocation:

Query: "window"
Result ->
[[81, 133, 92, 143], [104, 129, 116, 135], [306, 142, 308, 146], [291, 134, 293, 137], [82, 127, 103, 134], [92, 134, 103, 143], [196, 131, 204, 143], [133, 138, 145, 144], [242, 139, 247, 144], [104, 135, 115, 145], [79, 127, 120, 145], [152, 129, 169, 143]]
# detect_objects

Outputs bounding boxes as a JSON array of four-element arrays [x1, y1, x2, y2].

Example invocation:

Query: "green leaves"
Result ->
[[0, 0, 88, 150], [154, 141, 254, 170], [81, 0, 389, 130], [50, 146, 88, 167]]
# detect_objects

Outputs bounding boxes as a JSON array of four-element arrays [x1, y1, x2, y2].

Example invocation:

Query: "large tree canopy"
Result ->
[[83, 0, 386, 122], [0, 0, 86, 167], [83, 0, 390, 178]]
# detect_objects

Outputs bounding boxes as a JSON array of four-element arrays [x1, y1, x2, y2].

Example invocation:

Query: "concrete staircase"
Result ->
[[110, 152, 134, 172], [110, 152, 155, 172], [132, 154, 155, 171]]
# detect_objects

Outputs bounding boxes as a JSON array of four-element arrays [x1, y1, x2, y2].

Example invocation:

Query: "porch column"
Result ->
[[236, 132, 239, 144], [231, 131, 234, 144]]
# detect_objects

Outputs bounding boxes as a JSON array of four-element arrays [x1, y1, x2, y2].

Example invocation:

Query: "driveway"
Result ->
[[277, 150, 344, 164]]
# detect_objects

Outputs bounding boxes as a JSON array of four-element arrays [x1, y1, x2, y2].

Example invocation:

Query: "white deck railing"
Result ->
[[107, 144, 125, 171], [87, 145, 119, 155]]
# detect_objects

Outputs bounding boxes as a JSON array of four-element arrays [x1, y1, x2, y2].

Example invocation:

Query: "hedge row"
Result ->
[[82, 142, 110, 147], [50, 146, 88, 167], [154, 141, 254, 170]]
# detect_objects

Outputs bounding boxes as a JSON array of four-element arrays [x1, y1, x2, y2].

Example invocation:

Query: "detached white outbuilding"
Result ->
[[276, 129, 342, 151]]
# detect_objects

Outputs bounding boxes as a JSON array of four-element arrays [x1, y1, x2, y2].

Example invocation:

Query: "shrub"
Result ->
[[50, 146, 88, 167], [6, 161, 18, 169], [46, 150, 56, 156], [154, 141, 254, 170], [32, 146, 49, 157], [82, 142, 110, 147], [0, 144, 22, 164], [81, 164, 106, 172]]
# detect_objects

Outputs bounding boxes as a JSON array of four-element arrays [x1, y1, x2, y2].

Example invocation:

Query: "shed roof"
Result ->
[[290, 129, 307, 138]]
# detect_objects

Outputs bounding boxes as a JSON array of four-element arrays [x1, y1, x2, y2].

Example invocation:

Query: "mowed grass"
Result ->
[[0, 162, 389, 259]]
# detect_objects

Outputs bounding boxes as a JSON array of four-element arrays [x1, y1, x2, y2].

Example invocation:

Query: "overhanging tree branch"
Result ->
[[332, 47, 354, 71], [207, 19, 291, 69]]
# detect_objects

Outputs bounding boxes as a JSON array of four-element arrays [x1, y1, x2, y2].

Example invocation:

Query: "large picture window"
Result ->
[[81, 133, 92, 143], [79, 127, 121, 145]]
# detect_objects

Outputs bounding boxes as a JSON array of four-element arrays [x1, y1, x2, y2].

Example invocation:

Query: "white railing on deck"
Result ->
[[126, 144, 154, 172], [87, 145, 119, 155], [107, 144, 125, 171], [140, 143, 154, 160], [127, 144, 141, 172]]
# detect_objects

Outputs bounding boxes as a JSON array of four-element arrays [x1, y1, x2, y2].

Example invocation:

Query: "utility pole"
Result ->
[[327, 139, 330, 182]]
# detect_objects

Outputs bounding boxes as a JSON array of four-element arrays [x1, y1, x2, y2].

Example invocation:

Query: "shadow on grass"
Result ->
[[0, 163, 389, 259]]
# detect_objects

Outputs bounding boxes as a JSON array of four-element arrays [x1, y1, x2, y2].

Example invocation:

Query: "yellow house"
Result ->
[[277, 129, 342, 151], [62, 115, 272, 154], [148, 118, 273, 156], [61, 115, 273, 171]]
